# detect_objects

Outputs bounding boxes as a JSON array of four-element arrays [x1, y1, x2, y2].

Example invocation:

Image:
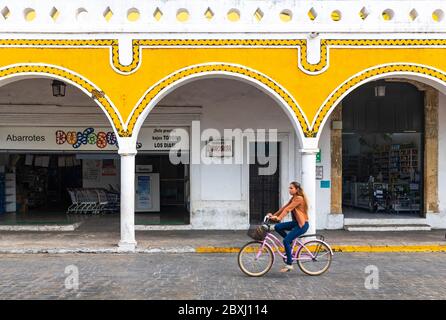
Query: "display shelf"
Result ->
[[0, 172, 5, 213], [5, 173, 16, 212]]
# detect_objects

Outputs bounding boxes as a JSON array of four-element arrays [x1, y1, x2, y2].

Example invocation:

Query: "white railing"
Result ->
[[0, 0, 446, 34]]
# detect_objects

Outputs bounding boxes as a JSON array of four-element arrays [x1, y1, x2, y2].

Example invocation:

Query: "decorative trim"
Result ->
[[0, 39, 139, 75], [305, 39, 446, 75], [0, 63, 124, 136], [3, 39, 446, 76], [312, 63, 446, 137], [3, 40, 446, 136], [126, 63, 307, 137], [132, 39, 446, 75]]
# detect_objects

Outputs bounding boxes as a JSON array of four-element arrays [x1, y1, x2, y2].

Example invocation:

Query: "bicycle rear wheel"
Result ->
[[296, 240, 332, 276], [238, 241, 274, 277]]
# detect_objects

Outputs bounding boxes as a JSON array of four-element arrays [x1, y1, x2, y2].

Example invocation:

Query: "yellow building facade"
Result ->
[[1, 0, 445, 249]]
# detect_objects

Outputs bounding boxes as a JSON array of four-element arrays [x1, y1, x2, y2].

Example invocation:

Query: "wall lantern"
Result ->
[[52, 80, 66, 97], [374, 85, 386, 97]]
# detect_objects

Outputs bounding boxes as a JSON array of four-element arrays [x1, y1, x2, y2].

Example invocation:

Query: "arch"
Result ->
[[126, 62, 308, 145], [0, 63, 123, 137], [313, 63, 446, 141]]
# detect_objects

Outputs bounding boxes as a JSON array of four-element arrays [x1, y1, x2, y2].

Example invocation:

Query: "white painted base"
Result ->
[[190, 203, 249, 230], [118, 240, 137, 252], [326, 213, 344, 229], [426, 212, 446, 229]]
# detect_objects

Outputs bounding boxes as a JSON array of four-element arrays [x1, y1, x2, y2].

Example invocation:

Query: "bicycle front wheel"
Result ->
[[238, 241, 274, 277], [296, 240, 332, 276]]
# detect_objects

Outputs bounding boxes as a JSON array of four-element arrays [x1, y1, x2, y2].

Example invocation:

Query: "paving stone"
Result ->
[[0, 252, 445, 299]]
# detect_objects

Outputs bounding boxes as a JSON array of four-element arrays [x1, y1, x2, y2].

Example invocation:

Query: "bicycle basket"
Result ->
[[247, 224, 268, 241]]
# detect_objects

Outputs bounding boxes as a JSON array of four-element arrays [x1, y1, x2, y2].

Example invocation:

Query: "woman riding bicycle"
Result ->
[[267, 181, 309, 273]]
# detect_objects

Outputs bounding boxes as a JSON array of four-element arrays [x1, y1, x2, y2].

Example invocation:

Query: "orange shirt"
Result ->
[[273, 195, 309, 228]]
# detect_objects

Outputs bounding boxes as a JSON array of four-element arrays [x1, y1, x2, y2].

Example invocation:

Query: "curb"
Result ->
[[195, 245, 446, 253], [0, 244, 445, 254], [330, 245, 446, 253], [0, 221, 83, 232], [0, 246, 197, 254]]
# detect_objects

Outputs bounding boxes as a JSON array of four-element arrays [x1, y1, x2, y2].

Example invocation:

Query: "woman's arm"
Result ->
[[275, 196, 303, 221], [270, 199, 291, 217]]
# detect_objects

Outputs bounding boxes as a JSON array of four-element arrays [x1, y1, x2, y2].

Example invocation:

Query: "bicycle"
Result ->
[[238, 216, 333, 277]]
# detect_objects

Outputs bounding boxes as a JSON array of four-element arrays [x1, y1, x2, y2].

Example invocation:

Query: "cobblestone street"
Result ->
[[0, 252, 445, 300]]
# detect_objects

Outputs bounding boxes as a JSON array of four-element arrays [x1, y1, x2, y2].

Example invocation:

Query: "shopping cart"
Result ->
[[104, 191, 120, 213], [66, 188, 80, 214], [67, 188, 120, 214]]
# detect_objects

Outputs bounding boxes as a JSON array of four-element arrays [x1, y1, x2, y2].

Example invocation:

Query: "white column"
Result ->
[[118, 138, 137, 251], [300, 146, 319, 235]]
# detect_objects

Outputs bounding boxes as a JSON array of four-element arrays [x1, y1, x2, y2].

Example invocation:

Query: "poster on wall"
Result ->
[[205, 138, 233, 157], [101, 159, 117, 176], [144, 127, 189, 151], [316, 166, 324, 180], [83, 159, 101, 183], [136, 175, 152, 210]]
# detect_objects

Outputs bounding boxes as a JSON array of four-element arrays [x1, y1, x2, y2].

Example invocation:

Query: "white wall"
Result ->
[[432, 92, 446, 228], [315, 116, 332, 229], [157, 78, 298, 229]]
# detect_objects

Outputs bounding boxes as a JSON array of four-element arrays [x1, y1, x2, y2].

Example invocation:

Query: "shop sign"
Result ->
[[205, 139, 233, 158], [136, 165, 153, 173], [316, 166, 324, 180], [145, 127, 189, 151], [136, 175, 152, 210], [316, 150, 321, 163], [0, 127, 189, 151], [320, 180, 331, 189]]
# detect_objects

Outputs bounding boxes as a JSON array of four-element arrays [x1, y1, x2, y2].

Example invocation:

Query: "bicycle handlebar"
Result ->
[[263, 215, 273, 225]]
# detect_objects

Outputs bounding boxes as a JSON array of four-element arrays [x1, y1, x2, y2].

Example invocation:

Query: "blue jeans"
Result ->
[[275, 221, 309, 265]]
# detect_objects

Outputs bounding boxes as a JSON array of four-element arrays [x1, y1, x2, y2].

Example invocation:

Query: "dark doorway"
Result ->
[[342, 81, 424, 217], [249, 142, 280, 224], [135, 154, 189, 225]]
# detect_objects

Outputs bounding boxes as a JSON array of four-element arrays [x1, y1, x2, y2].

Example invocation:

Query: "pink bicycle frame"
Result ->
[[256, 232, 327, 263]]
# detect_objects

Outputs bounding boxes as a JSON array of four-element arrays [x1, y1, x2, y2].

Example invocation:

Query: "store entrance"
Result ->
[[0, 152, 120, 225], [341, 81, 424, 217], [135, 154, 190, 225]]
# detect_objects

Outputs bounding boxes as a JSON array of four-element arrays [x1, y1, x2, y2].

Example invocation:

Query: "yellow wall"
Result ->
[[1, 39, 446, 138]]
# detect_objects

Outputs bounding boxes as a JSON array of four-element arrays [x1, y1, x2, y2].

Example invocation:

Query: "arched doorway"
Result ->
[[132, 77, 301, 230], [0, 76, 120, 231], [316, 72, 446, 231], [341, 81, 425, 218]]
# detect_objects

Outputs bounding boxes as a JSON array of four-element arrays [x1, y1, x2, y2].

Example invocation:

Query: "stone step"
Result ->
[[344, 224, 432, 232], [344, 217, 427, 226]]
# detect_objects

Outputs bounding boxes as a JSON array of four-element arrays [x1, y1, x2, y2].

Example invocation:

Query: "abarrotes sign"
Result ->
[[0, 127, 189, 151]]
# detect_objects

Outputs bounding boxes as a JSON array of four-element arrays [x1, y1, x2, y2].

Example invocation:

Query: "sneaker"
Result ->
[[280, 264, 294, 273]]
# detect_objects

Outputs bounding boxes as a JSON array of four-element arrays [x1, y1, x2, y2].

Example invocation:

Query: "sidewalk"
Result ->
[[0, 215, 445, 253]]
